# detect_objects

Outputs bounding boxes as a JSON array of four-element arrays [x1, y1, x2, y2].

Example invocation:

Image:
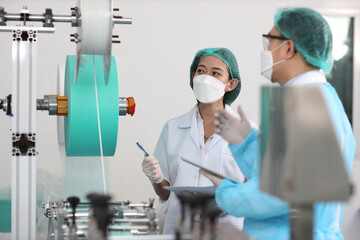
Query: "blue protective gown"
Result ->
[[215, 71, 356, 240]]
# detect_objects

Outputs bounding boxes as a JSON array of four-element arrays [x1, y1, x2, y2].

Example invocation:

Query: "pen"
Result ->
[[136, 142, 149, 157]]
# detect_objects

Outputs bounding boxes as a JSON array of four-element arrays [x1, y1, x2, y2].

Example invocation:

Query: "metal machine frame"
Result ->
[[0, 5, 132, 239], [5, 25, 54, 240]]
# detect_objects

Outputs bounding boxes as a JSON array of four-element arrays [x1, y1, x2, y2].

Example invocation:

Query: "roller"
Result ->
[[64, 55, 119, 156], [74, 0, 113, 84]]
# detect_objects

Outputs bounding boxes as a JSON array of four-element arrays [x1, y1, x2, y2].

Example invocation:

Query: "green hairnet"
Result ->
[[274, 7, 333, 74], [190, 48, 241, 106]]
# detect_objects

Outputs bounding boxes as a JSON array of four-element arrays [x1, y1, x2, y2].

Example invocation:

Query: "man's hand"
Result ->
[[214, 105, 252, 145]]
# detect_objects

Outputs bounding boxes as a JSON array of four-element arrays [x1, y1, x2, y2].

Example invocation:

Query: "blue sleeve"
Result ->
[[216, 178, 289, 220], [228, 128, 259, 179], [321, 84, 355, 175]]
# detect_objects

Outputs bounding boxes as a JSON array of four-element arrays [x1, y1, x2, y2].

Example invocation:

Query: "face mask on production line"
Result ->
[[193, 74, 229, 104], [261, 40, 288, 81]]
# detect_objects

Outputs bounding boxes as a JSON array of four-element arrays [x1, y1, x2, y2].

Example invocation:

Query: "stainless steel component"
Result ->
[[1, 98, 7, 112], [74, 217, 160, 225], [260, 86, 350, 202], [113, 17, 132, 25], [56, 210, 65, 240], [118, 97, 136, 116], [44, 199, 160, 239], [4, 13, 132, 25], [114, 218, 158, 223], [129, 203, 150, 208], [48, 96, 57, 115], [4, 13, 70, 23], [28, 14, 45, 21], [145, 198, 157, 233], [37, 95, 58, 115], [109, 225, 149, 231], [43, 197, 254, 240], [119, 97, 127, 116], [66, 212, 89, 218], [259, 86, 352, 240], [43, 202, 52, 218], [0, 25, 55, 33], [10, 25, 38, 240], [52, 15, 73, 22], [37, 96, 49, 111], [4, 13, 21, 21], [45, 203, 65, 240], [123, 212, 146, 218], [290, 204, 313, 240]]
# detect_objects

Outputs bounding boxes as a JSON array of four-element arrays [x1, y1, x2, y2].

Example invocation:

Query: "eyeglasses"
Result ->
[[262, 34, 288, 50], [262, 34, 288, 41]]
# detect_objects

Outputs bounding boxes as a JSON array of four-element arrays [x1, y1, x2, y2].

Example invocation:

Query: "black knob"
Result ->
[[87, 193, 111, 208], [67, 196, 80, 228], [86, 193, 112, 236], [67, 196, 80, 210]]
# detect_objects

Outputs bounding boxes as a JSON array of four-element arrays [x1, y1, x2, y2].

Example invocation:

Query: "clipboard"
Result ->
[[164, 186, 216, 196], [181, 157, 239, 183]]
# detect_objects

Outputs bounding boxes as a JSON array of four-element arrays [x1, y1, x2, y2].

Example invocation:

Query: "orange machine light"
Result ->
[[127, 97, 135, 116]]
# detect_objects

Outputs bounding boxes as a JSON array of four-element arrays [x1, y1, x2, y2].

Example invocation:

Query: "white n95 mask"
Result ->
[[193, 74, 228, 104], [261, 41, 288, 80]]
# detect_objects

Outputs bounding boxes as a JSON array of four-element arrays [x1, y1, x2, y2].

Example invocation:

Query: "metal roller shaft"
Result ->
[[4, 13, 132, 25], [113, 18, 132, 24]]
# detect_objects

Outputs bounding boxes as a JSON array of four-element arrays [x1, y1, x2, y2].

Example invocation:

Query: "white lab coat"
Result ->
[[154, 104, 247, 234]]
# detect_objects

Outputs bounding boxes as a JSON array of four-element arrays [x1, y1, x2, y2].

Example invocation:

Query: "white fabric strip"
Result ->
[[93, 55, 107, 194]]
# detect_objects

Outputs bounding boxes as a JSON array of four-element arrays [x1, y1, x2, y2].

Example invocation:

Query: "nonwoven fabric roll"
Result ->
[[64, 55, 119, 156]]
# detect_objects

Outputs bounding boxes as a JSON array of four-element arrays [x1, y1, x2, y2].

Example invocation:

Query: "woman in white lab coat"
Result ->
[[142, 48, 251, 234]]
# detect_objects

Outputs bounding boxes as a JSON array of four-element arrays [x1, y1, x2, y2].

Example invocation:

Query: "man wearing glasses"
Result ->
[[201, 7, 355, 240]]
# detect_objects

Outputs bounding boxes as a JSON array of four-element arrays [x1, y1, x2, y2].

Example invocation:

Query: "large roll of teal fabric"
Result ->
[[64, 55, 119, 156]]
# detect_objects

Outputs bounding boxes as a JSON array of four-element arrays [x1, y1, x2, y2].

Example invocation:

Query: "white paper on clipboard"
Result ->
[[181, 157, 239, 183]]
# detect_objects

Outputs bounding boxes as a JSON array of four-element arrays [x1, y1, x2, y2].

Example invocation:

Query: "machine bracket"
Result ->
[[0, 94, 12, 116], [43, 8, 54, 27], [12, 133, 36, 156], [0, 7, 6, 26]]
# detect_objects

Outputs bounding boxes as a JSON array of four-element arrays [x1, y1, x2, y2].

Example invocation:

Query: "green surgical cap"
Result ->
[[274, 7, 333, 74], [190, 48, 241, 105]]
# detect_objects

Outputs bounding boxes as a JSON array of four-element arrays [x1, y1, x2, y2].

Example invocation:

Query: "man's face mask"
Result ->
[[192, 74, 229, 104], [261, 39, 288, 81]]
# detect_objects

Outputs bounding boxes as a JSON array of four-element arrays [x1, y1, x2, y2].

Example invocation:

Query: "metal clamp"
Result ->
[[43, 8, 54, 27], [0, 7, 6, 26], [0, 94, 12, 116]]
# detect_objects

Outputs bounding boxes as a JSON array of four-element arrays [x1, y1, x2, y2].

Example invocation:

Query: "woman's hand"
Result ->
[[142, 156, 164, 184], [214, 105, 252, 145]]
